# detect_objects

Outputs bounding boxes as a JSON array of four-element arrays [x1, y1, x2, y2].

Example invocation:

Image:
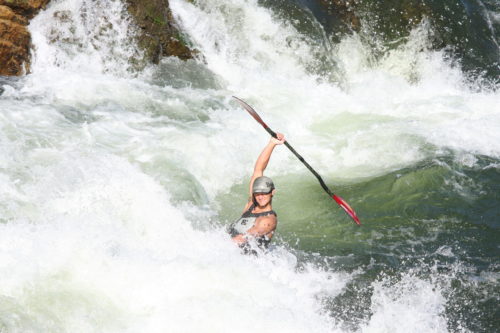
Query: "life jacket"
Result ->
[[227, 204, 277, 249]]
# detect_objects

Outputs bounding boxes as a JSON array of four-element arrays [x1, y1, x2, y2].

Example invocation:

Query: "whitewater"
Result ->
[[0, 0, 499, 332]]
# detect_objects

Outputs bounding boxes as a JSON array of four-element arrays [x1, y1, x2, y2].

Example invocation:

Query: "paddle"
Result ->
[[233, 96, 361, 225]]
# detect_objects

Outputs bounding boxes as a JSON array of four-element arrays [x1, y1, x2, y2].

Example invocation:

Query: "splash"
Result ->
[[0, 0, 498, 331]]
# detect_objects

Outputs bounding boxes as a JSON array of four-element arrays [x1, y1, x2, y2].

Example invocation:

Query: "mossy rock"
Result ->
[[125, 0, 196, 63]]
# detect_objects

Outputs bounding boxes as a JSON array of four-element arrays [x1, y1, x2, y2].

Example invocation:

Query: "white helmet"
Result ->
[[252, 176, 275, 194]]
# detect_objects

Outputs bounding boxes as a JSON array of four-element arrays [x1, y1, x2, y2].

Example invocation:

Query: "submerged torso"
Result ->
[[228, 204, 277, 249]]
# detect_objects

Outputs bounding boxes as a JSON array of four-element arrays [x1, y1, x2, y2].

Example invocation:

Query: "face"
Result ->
[[253, 191, 273, 208]]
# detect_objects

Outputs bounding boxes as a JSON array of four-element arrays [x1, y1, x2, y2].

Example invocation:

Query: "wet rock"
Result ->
[[357, 0, 431, 39], [0, 5, 31, 75], [0, 0, 49, 18], [125, 0, 196, 64], [0, 4, 27, 24], [0, 1, 49, 76], [317, 0, 361, 32], [0, 0, 197, 76]]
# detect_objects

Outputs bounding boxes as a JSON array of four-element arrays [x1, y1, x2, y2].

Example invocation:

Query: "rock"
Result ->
[[0, 0, 49, 76], [0, 40, 29, 75], [125, 0, 196, 64], [0, 0, 197, 76], [0, 6, 30, 75], [0, 17, 29, 45], [356, 0, 431, 40], [0, 0, 49, 18], [318, 0, 361, 32], [0, 4, 27, 24]]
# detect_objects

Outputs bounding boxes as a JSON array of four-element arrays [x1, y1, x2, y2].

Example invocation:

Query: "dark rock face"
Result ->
[[356, 0, 431, 39], [317, 0, 361, 32], [125, 0, 195, 64]]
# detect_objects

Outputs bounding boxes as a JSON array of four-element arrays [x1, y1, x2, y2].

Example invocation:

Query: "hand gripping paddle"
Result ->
[[233, 96, 361, 225]]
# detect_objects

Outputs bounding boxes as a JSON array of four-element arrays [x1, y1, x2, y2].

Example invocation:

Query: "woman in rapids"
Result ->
[[227, 133, 286, 253]]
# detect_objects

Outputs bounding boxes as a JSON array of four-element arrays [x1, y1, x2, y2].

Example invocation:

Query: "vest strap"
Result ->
[[242, 204, 276, 218]]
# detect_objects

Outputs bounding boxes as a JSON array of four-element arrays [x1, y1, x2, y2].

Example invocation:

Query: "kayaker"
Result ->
[[227, 133, 286, 252]]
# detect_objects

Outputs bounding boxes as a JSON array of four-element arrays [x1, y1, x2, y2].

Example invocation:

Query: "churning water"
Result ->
[[0, 0, 499, 332]]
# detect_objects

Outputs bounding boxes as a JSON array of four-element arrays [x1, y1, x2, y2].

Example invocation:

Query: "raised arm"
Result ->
[[247, 133, 285, 201]]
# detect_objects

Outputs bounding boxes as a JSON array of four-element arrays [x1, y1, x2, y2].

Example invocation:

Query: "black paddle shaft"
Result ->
[[233, 95, 361, 225], [264, 126, 334, 197]]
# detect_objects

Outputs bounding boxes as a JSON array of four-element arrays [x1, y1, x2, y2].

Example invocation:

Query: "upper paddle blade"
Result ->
[[232, 96, 268, 128], [233, 95, 360, 226], [333, 195, 361, 225]]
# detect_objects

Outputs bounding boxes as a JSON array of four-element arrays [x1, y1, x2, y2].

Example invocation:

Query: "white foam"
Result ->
[[1, 86, 347, 332], [171, 0, 500, 180], [1, 0, 498, 331], [0, 144, 350, 331], [29, 0, 140, 76], [361, 274, 448, 333]]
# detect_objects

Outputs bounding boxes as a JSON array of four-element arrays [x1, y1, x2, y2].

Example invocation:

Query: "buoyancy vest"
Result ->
[[227, 204, 277, 249]]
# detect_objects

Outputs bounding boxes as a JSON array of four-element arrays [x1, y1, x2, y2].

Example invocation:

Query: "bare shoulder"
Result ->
[[256, 214, 277, 229]]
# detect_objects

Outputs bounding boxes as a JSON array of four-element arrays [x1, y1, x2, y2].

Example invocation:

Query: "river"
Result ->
[[0, 0, 498, 332]]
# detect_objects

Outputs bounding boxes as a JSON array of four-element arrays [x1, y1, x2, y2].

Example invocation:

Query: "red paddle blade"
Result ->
[[232, 96, 268, 128], [333, 195, 361, 225]]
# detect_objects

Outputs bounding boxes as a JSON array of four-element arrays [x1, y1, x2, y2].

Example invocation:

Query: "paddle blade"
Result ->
[[232, 96, 268, 128], [333, 195, 361, 225]]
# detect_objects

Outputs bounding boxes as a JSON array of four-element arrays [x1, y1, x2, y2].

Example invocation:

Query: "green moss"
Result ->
[[147, 11, 166, 26], [125, 0, 195, 62], [173, 31, 190, 48]]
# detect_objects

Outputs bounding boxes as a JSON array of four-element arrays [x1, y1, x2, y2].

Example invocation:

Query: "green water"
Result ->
[[1, 0, 498, 331], [217, 151, 500, 331]]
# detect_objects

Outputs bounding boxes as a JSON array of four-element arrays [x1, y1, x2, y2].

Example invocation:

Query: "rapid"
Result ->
[[0, 0, 499, 332]]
